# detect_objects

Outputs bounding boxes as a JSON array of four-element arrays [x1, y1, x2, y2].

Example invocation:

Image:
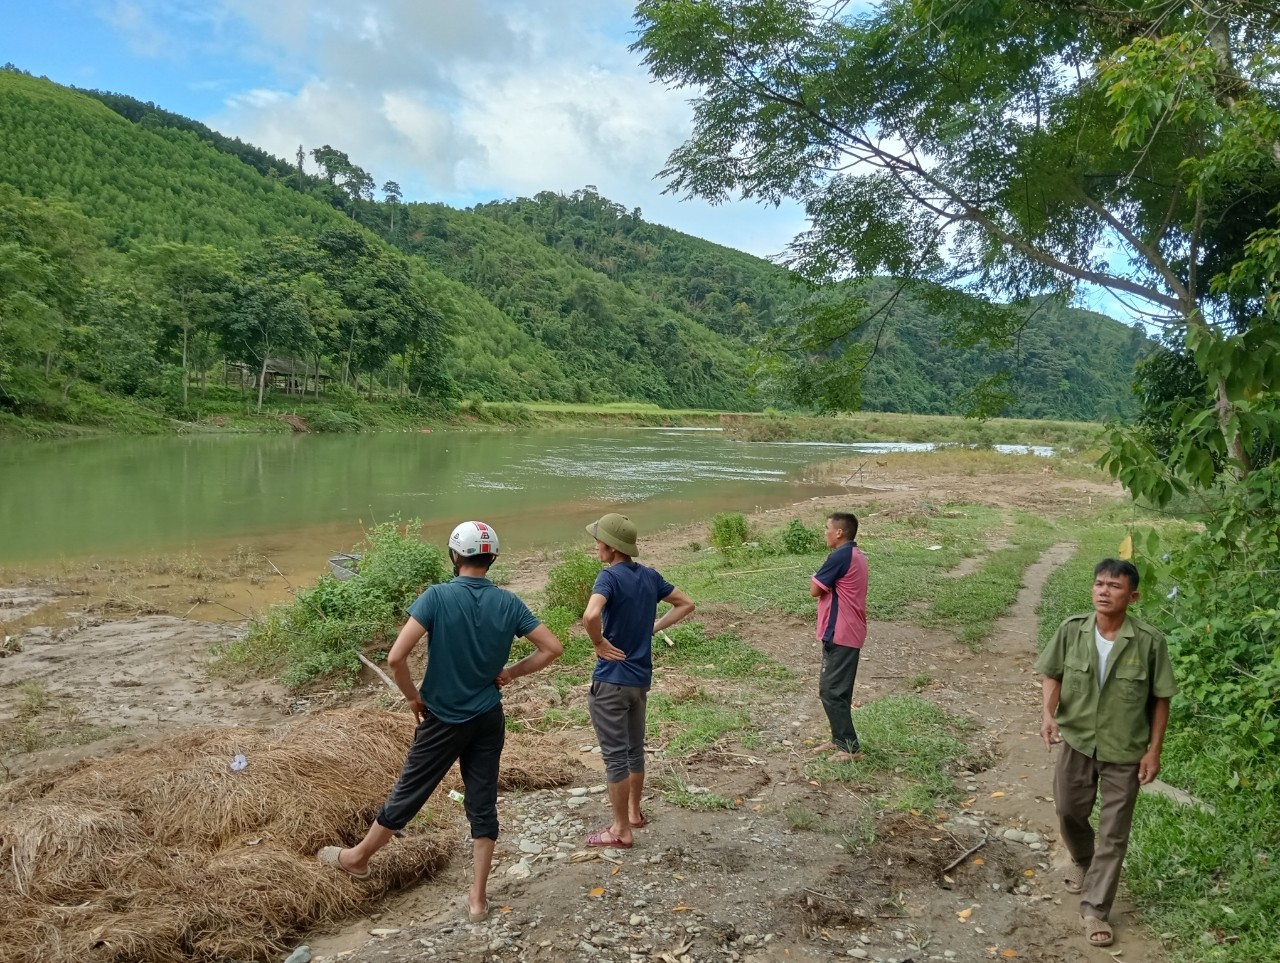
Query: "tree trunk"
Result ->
[[257, 354, 269, 412], [343, 325, 356, 387], [182, 325, 189, 408], [61, 373, 76, 403], [1216, 376, 1250, 477]]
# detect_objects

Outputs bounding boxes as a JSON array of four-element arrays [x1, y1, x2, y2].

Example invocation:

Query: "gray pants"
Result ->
[[1054, 741, 1141, 920], [819, 642, 861, 753], [588, 680, 648, 783]]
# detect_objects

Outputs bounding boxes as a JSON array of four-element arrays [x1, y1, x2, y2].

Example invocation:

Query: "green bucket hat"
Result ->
[[587, 513, 640, 557]]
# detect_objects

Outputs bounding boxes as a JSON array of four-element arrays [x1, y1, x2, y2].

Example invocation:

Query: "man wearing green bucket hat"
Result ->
[[581, 513, 695, 848]]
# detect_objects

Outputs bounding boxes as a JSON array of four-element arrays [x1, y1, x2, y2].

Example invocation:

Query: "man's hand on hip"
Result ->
[[408, 697, 427, 724], [593, 638, 627, 661]]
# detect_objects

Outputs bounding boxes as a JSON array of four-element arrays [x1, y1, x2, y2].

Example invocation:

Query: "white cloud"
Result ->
[[191, 0, 807, 258]]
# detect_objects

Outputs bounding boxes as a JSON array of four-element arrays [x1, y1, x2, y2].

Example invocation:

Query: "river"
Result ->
[[0, 428, 1055, 564], [0, 429, 833, 563]]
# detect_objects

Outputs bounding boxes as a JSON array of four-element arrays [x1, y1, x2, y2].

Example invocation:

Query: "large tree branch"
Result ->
[[1073, 189, 1191, 307], [722, 63, 1189, 314]]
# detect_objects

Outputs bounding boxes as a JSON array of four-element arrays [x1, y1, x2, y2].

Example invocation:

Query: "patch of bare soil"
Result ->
[[0, 616, 287, 776]]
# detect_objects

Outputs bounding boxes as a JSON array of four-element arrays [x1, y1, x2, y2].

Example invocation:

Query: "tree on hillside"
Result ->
[[0, 187, 100, 411], [131, 243, 236, 407], [633, 0, 1280, 482], [383, 181, 402, 236], [224, 241, 317, 411]]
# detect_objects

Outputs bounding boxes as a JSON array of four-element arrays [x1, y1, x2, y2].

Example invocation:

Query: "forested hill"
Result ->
[[852, 281, 1149, 422], [0, 71, 746, 412], [448, 192, 1148, 420], [0, 68, 1148, 427]]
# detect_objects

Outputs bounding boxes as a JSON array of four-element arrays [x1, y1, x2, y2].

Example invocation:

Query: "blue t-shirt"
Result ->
[[591, 562, 674, 688], [406, 576, 541, 724]]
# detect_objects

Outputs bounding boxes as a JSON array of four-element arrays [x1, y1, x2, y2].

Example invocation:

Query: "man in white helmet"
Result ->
[[318, 521, 562, 922]]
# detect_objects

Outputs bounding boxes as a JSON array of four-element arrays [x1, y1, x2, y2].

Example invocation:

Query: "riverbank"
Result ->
[[6, 452, 1267, 962], [0, 386, 1105, 451]]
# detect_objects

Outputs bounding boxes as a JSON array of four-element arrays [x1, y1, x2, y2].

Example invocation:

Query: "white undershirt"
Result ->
[[1095, 626, 1115, 689]]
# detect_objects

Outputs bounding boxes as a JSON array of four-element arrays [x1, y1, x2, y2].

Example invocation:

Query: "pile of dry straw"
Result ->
[[0, 709, 572, 963]]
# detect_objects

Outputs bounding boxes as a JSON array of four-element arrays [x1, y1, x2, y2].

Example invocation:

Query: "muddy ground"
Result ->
[[0, 458, 1175, 962]]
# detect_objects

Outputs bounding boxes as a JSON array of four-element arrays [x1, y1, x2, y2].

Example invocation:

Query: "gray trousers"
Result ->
[[818, 642, 861, 753], [588, 680, 648, 783], [1054, 741, 1141, 920]]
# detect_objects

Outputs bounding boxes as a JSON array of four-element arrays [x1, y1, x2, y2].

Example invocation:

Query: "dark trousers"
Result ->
[[376, 704, 505, 839], [1054, 741, 1141, 920], [818, 642, 861, 753]]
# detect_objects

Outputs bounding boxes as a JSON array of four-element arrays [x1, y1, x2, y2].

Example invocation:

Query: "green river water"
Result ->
[[0, 429, 888, 563]]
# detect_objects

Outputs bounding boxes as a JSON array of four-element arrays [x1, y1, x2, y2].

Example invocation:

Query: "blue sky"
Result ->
[[2, 0, 808, 259]]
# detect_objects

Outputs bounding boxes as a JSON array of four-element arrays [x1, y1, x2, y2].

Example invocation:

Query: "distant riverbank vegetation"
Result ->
[[1, 68, 1151, 441]]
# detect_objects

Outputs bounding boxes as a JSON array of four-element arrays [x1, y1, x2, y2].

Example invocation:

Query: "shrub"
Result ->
[[544, 550, 602, 613], [216, 521, 447, 686], [780, 518, 824, 554], [306, 406, 363, 433], [709, 512, 749, 550]]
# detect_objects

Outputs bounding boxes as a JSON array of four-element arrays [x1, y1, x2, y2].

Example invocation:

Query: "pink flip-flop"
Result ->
[[630, 811, 647, 829], [586, 828, 633, 849]]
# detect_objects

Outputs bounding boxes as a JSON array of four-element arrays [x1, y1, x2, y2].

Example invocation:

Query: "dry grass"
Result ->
[[0, 710, 573, 963]]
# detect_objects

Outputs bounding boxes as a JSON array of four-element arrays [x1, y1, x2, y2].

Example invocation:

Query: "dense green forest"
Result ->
[[0, 68, 1149, 432]]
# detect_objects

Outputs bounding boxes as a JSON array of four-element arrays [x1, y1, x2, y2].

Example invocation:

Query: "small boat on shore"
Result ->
[[328, 553, 361, 581]]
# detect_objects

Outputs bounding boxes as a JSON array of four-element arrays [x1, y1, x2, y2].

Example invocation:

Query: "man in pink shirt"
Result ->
[[808, 512, 868, 760]]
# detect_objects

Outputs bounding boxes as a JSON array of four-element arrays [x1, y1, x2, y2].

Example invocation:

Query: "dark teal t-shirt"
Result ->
[[407, 576, 541, 724], [591, 562, 674, 689]]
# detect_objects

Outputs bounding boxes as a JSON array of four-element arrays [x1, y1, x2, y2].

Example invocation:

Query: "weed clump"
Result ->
[[215, 521, 446, 686], [779, 518, 824, 555], [543, 550, 602, 613], [709, 512, 749, 550]]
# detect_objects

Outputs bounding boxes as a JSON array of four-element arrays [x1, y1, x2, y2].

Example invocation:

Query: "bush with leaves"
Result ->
[[220, 520, 446, 686], [1137, 468, 1280, 779], [543, 550, 603, 613], [779, 518, 824, 555], [709, 512, 749, 550]]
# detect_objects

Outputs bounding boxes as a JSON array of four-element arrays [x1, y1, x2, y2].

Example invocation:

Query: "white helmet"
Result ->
[[449, 520, 500, 557]]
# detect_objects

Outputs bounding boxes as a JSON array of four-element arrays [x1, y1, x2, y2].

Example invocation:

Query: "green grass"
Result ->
[[653, 773, 737, 810], [672, 506, 1060, 649], [784, 803, 820, 830], [1, 682, 121, 757], [807, 696, 971, 812], [211, 521, 446, 685], [531, 706, 591, 731], [647, 691, 753, 755], [923, 512, 1059, 646], [660, 623, 790, 680], [1124, 732, 1280, 963]]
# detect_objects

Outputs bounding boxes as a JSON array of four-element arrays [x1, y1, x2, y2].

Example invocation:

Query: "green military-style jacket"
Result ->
[[1035, 612, 1177, 764]]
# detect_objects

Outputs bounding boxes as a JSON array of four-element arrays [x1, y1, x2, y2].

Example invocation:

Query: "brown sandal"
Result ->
[[1064, 861, 1085, 894], [1082, 915, 1113, 947]]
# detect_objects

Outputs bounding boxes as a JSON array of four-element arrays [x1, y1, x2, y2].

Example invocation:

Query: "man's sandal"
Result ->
[[1082, 915, 1114, 947], [585, 827, 633, 849], [317, 845, 371, 879], [1064, 862, 1085, 894]]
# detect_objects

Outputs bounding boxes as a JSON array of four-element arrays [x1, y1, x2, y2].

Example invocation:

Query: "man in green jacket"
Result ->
[[1036, 558, 1177, 950]]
